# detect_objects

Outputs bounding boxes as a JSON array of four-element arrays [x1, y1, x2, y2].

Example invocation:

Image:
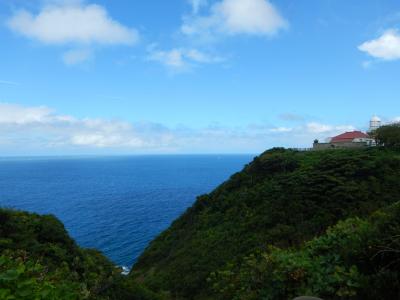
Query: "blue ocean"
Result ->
[[0, 155, 251, 269]]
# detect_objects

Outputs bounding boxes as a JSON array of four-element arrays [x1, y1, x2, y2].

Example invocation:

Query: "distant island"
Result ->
[[1, 123, 400, 300]]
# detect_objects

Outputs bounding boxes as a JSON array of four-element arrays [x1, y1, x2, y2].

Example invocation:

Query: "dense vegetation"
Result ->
[[132, 148, 400, 299], [0, 209, 162, 300], [210, 202, 400, 299], [375, 123, 400, 148]]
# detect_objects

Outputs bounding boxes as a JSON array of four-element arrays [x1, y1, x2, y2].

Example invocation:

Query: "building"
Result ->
[[369, 116, 382, 132], [330, 131, 370, 143], [313, 117, 380, 150]]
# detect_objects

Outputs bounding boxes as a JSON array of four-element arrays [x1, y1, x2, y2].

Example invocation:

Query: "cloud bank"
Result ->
[[0, 103, 151, 149], [0, 103, 359, 155]]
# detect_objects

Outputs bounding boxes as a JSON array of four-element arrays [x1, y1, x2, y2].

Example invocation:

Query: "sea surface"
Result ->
[[0, 155, 252, 269]]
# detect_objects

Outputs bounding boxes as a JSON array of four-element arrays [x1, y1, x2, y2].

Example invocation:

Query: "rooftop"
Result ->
[[331, 131, 369, 143]]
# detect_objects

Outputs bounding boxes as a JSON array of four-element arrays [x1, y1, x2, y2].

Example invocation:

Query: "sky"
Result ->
[[0, 0, 399, 155]]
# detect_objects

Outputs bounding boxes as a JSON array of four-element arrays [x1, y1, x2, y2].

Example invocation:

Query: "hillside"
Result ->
[[0, 209, 162, 300], [131, 148, 400, 299]]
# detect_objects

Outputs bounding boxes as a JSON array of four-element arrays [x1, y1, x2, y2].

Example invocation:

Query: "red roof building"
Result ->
[[330, 131, 369, 143]]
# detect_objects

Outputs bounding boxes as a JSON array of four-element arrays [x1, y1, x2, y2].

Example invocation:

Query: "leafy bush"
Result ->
[[210, 203, 400, 300], [0, 253, 81, 300]]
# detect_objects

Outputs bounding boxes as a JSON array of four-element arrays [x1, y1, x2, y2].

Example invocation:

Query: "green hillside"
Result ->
[[0, 209, 162, 300], [131, 148, 400, 299]]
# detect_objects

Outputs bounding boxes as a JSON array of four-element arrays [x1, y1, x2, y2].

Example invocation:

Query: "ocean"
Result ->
[[0, 155, 252, 270]]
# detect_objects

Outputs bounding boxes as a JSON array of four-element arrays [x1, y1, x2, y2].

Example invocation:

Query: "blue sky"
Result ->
[[0, 0, 399, 155]]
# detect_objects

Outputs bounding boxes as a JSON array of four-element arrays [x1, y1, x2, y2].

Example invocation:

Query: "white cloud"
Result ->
[[147, 46, 223, 70], [148, 48, 186, 69], [70, 132, 143, 148], [269, 127, 293, 133], [359, 29, 400, 61], [182, 0, 288, 39], [189, 0, 208, 14], [0, 103, 55, 125], [390, 116, 400, 123], [0, 103, 360, 154], [62, 48, 92, 65], [0, 103, 150, 149], [7, 4, 139, 46], [265, 122, 356, 147], [186, 49, 219, 63], [306, 122, 334, 134], [306, 122, 355, 134]]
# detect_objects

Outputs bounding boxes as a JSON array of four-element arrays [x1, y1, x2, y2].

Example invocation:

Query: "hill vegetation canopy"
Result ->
[[132, 147, 400, 300], [0, 209, 162, 300]]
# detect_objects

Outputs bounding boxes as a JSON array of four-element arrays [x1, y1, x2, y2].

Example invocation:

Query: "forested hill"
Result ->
[[132, 148, 400, 300], [0, 209, 161, 300]]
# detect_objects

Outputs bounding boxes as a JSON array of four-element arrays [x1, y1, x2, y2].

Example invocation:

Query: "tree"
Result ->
[[375, 124, 400, 148]]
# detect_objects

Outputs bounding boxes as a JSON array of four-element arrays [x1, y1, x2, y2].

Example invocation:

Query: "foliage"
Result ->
[[375, 124, 400, 148], [132, 148, 400, 299], [0, 253, 81, 300], [0, 209, 163, 300], [210, 202, 400, 299]]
